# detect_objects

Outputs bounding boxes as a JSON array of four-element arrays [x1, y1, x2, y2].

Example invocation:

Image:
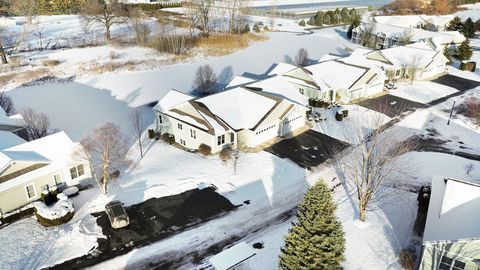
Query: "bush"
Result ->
[[148, 129, 155, 139], [253, 22, 261, 32], [42, 59, 60, 66], [40, 190, 58, 206], [308, 98, 330, 108], [263, 25, 269, 31], [242, 24, 250, 33], [198, 144, 212, 156], [399, 249, 416, 270], [219, 146, 232, 162], [299, 20, 306, 26], [162, 133, 175, 144], [34, 199, 74, 227]]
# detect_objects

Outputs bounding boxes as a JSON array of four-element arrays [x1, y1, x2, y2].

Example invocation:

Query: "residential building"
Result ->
[[345, 42, 449, 81], [372, 14, 454, 32], [153, 87, 308, 152], [0, 107, 25, 132], [419, 177, 480, 270], [352, 22, 465, 50], [0, 131, 91, 217]]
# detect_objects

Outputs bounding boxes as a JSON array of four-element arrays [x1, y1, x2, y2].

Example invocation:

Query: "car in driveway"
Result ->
[[105, 200, 130, 229]]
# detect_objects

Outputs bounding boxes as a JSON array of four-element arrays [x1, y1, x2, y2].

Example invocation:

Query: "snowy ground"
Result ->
[[389, 81, 459, 104]]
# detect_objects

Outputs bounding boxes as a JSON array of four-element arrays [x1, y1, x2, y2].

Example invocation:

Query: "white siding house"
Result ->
[[153, 88, 309, 153]]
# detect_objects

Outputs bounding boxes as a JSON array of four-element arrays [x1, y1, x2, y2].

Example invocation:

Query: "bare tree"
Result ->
[[463, 97, 480, 128], [129, 109, 148, 158], [0, 91, 14, 115], [33, 23, 51, 51], [127, 6, 149, 45], [193, 64, 217, 96], [0, 26, 8, 64], [9, 0, 37, 23], [334, 106, 417, 222], [184, 1, 200, 36], [225, 0, 248, 34], [0, 25, 23, 64], [81, 0, 127, 42], [407, 54, 423, 84], [398, 29, 413, 46], [294, 48, 309, 66], [77, 122, 131, 194], [361, 23, 376, 48], [21, 108, 56, 141], [196, 0, 213, 34]]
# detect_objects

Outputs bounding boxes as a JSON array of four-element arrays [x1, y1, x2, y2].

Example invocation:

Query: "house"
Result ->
[[351, 22, 465, 50], [0, 106, 25, 132], [372, 14, 454, 32], [248, 60, 386, 103], [209, 242, 256, 270], [153, 87, 309, 152], [344, 42, 449, 81], [419, 177, 480, 270], [0, 131, 91, 217]]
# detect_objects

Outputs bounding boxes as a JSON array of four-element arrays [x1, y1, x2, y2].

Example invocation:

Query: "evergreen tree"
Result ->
[[340, 7, 350, 23], [462, 17, 475, 38], [446, 16, 463, 32], [308, 16, 315, 26], [253, 22, 260, 33], [456, 38, 473, 62], [299, 19, 306, 26], [332, 8, 340, 24], [323, 11, 332, 25], [349, 8, 358, 19], [278, 180, 345, 270], [443, 45, 452, 64], [475, 19, 480, 32], [347, 23, 354, 39], [314, 11, 323, 26], [242, 23, 250, 33]]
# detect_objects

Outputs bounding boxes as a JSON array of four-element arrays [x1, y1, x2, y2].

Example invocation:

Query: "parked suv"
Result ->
[[105, 201, 130, 229]]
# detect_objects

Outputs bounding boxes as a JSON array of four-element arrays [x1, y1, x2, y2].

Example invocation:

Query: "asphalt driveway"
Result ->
[[265, 130, 349, 169], [432, 74, 480, 92], [359, 94, 427, 118]]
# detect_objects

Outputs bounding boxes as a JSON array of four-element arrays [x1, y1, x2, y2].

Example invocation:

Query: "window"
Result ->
[[180, 139, 186, 146], [53, 173, 63, 185], [70, 165, 85, 180], [190, 129, 196, 139], [217, 135, 225, 145], [299, 88, 304, 94], [395, 69, 401, 76], [25, 184, 36, 199], [41, 184, 49, 191], [230, 133, 234, 143], [158, 115, 163, 124], [439, 255, 466, 270], [178, 123, 183, 130], [70, 167, 78, 179]]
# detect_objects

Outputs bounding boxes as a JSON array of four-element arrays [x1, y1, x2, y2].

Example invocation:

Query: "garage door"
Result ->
[[282, 114, 305, 135], [422, 66, 445, 80], [254, 123, 279, 146]]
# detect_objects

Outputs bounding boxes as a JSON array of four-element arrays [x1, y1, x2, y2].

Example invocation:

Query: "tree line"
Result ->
[[299, 7, 360, 27], [446, 16, 480, 38]]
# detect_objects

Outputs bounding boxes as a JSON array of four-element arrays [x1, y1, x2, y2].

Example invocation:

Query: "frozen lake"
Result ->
[[254, 0, 393, 10]]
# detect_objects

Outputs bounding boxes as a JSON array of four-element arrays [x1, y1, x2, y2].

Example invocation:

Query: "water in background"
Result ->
[[254, 0, 393, 10]]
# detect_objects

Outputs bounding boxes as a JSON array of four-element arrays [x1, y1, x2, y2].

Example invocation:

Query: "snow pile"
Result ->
[[34, 198, 74, 221], [389, 81, 459, 104]]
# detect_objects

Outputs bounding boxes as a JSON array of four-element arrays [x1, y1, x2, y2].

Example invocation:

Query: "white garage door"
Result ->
[[254, 123, 279, 146], [282, 114, 305, 135], [422, 66, 445, 80]]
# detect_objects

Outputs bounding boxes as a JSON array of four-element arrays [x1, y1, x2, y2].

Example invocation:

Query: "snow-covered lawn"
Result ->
[[389, 81, 459, 104], [311, 104, 391, 144]]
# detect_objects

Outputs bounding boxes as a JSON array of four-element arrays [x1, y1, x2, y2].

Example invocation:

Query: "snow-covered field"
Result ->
[[389, 81, 459, 104]]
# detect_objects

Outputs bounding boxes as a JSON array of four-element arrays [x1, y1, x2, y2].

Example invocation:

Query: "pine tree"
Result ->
[[323, 11, 332, 25], [340, 7, 350, 23], [315, 11, 323, 26], [443, 45, 452, 64], [253, 22, 260, 33], [278, 180, 345, 270], [462, 17, 475, 38], [446, 16, 463, 32], [456, 38, 473, 62], [332, 9, 340, 24], [299, 19, 306, 26], [308, 17, 315, 26]]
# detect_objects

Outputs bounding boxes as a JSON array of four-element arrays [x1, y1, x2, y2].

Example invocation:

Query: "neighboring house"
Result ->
[[0, 106, 25, 132], [153, 87, 308, 152], [352, 22, 465, 50], [0, 131, 91, 217], [209, 242, 256, 270], [419, 177, 480, 270], [345, 42, 449, 81], [248, 60, 386, 102], [372, 14, 454, 32]]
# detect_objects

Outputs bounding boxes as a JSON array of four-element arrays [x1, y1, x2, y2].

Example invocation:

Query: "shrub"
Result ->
[[399, 249, 416, 270], [198, 144, 212, 156], [263, 25, 269, 31], [42, 59, 60, 66], [148, 129, 155, 139], [308, 98, 330, 108], [219, 146, 232, 162], [253, 22, 261, 32], [40, 190, 58, 206], [299, 20, 306, 26], [162, 133, 175, 144], [34, 199, 74, 227], [307, 17, 315, 25], [242, 24, 250, 33]]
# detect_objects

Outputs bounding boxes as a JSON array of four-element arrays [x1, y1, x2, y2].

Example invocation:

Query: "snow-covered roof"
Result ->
[[0, 131, 81, 193], [209, 242, 255, 270], [196, 88, 277, 130], [305, 61, 368, 90], [372, 43, 445, 68], [247, 75, 309, 106], [268, 62, 298, 76], [373, 15, 453, 29], [0, 107, 25, 131], [423, 177, 480, 243], [225, 75, 257, 89], [153, 90, 194, 113], [318, 54, 342, 62], [0, 131, 26, 150]]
